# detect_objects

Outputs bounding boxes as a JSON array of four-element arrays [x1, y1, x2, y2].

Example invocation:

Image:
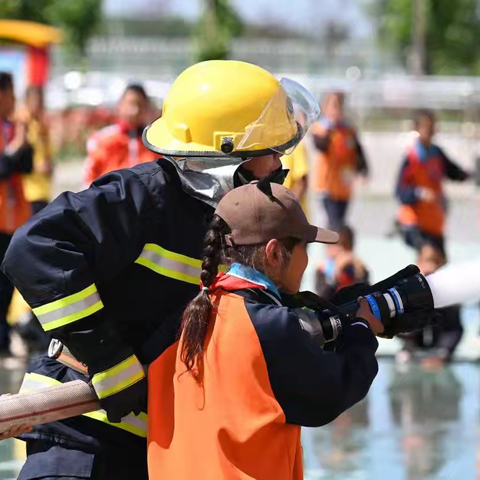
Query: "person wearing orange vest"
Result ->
[[83, 84, 157, 186], [0, 72, 33, 355], [311, 91, 368, 230], [396, 110, 469, 255], [148, 182, 382, 480]]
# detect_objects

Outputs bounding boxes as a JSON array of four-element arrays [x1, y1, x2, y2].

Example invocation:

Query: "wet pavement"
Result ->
[[0, 358, 478, 479], [0, 361, 28, 480], [303, 359, 480, 480]]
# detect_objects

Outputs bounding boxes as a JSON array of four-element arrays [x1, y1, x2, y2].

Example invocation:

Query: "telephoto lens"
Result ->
[[291, 265, 435, 347]]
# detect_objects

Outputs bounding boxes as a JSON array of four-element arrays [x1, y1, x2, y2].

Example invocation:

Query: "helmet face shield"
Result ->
[[235, 78, 321, 155]]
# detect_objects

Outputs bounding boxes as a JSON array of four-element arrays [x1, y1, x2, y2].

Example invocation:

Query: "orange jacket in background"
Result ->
[[84, 122, 157, 185], [0, 119, 31, 234], [311, 121, 365, 201], [396, 143, 457, 237]]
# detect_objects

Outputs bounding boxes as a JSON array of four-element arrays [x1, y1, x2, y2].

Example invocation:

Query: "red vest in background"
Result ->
[[398, 145, 445, 236], [0, 120, 31, 234], [311, 122, 358, 201], [84, 122, 158, 186]]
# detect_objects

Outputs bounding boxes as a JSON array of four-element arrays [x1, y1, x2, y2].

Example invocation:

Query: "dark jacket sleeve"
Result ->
[[312, 132, 330, 152], [2, 168, 158, 389], [395, 157, 418, 205], [248, 302, 378, 427], [353, 134, 368, 176], [438, 148, 469, 182], [0, 144, 33, 179]]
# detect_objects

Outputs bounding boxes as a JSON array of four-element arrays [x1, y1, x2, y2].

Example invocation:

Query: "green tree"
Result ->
[[373, 0, 480, 75], [196, 0, 243, 62], [0, 0, 102, 58]]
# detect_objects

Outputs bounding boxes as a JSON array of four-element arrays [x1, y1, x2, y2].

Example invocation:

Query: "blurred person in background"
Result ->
[[84, 83, 157, 186], [395, 110, 469, 255], [311, 91, 368, 230], [0, 72, 33, 356], [397, 244, 463, 366], [281, 139, 309, 212], [8, 87, 52, 355], [315, 224, 369, 300], [21, 86, 52, 215]]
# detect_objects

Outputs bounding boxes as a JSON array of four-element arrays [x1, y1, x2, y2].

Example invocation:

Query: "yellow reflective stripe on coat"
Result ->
[[92, 355, 145, 400], [135, 244, 202, 285], [20, 373, 147, 437], [32, 284, 104, 332]]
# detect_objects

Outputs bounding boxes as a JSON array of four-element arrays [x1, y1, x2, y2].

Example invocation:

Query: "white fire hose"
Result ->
[[0, 380, 99, 433]]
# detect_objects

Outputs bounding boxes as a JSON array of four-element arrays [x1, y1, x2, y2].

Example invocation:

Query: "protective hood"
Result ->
[[162, 155, 249, 208], [162, 156, 288, 208]]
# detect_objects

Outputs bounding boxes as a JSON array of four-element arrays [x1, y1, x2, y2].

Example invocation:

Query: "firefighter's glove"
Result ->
[[91, 355, 147, 423]]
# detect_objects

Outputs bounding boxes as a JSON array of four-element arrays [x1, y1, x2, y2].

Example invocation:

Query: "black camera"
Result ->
[[290, 265, 435, 346]]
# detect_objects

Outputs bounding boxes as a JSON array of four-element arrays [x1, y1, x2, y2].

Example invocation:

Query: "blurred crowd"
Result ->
[[0, 71, 475, 367]]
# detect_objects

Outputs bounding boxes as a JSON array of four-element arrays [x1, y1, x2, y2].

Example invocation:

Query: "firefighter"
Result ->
[[148, 182, 381, 480], [396, 110, 469, 255], [2, 61, 320, 480], [311, 91, 368, 230], [83, 83, 157, 186]]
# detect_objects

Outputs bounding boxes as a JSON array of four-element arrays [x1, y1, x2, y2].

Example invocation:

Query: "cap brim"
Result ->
[[305, 224, 339, 244]]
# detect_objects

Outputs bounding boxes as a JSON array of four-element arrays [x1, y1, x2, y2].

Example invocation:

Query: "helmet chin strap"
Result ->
[[235, 165, 290, 188], [163, 156, 290, 208]]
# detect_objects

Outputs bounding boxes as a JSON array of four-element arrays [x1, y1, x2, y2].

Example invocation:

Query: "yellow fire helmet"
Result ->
[[143, 60, 320, 158]]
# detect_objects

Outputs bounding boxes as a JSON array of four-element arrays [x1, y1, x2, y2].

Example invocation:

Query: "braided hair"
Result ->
[[180, 215, 300, 383], [180, 215, 227, 382]]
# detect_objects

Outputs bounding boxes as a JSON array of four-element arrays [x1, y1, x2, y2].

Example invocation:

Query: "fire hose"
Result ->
[[0, 380, 99, 433]]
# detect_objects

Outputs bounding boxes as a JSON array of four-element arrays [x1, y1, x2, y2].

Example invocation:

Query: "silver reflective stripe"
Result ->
[[122, 413, 147, 432], [92, 359, 145, 399], [138, 248, 201, 279], [84, 409, 148, 437], [32, 284, 104, 332], [20, 374, 52, 392], [36, 291, 101, 326]]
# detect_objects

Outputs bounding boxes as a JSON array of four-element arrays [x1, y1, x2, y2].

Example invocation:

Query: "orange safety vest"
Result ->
[[397, 146, 445, 236], [84, 122, 157, 186], [148, 290, 303, 480], [0, 120, 30, 234], [311, 122, 358, 201]]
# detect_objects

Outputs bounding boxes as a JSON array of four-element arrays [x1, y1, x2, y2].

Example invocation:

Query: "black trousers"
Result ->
[[19, 440, 148, 480], [400, 224, 446, 257], [322, 196, 349, 231], [0, 232, 13, 351]]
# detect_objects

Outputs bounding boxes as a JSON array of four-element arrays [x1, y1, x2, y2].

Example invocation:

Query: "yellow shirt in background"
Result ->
[[281, 140, 309, 212], [23, 117, 52, 203]]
